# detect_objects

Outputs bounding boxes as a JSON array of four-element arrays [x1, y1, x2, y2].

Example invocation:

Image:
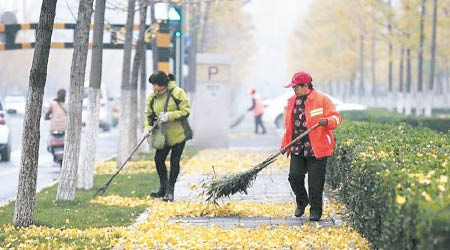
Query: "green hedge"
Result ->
[[341, 108, 450, 133], [327, 121, 450, 250]]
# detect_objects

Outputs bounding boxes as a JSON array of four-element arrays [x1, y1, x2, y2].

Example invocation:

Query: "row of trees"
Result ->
[[12, 0, 253, 227], [288, 0, 449, 116]]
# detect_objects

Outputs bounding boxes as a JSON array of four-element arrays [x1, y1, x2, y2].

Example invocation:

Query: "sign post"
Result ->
[[191, 54, 231, 148]]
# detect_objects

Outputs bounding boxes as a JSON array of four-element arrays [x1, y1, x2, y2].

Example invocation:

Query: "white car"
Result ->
[[82, 83, 113, 132], [4, 95, 26, 115], [0, 95, 11, 161], [263, 91, 366, 128]]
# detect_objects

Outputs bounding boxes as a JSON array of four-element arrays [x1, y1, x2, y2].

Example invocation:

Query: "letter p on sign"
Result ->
[[197, 64, 230, 83], [208, 66, 219, 80]]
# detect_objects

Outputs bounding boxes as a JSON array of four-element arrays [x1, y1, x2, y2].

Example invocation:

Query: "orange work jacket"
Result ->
[[281, 89, 342, 158], [251, 93, 264, 117]]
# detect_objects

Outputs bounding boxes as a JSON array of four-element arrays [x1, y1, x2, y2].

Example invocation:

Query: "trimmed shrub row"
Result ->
[[341, 108, 450, 133], [327, 121, 450, 250]]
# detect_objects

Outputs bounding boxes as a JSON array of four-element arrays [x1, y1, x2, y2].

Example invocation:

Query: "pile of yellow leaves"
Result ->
[[95, 160, 157, 174], [0, 224, 125, 249], [183, 150, 290, 174], [90, 195, 370, 249], [91, 195, 346, 218], [94, 149, 291, 175]]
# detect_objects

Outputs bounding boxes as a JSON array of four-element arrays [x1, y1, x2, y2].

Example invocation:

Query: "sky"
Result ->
[[243, 0, 312, 99]]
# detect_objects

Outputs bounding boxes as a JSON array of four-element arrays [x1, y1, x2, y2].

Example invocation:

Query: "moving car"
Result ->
[[82, 83, 113, 132], [4, 95, 26, 115], [263, 91, 366, 128], [0, 95, 11, 161]]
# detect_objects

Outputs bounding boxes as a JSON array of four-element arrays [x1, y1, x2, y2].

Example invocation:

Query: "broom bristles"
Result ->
[[201, 156, 278, 203]]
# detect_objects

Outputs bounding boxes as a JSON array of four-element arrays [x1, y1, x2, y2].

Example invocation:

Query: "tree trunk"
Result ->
[[150, 2, 158, 73], [370, 32, 377, 105], [387, 0, 393, 94], [199, 1, 212, 53], [425, 0, 438, 117], [328, 81, 334, 96], [138, 19, 147, 152], [56, 0, 94, 201], [359, 33, 365, 100], [186, 3, 200, 93], [117, 0, 136, 168], [13, 0, 57, 227], [129, 0, 147, 151], [349, 72, 356, 102], [405, 47, 412, 115], [397, 47, 405, 114], [78, 0, 106, 190], [416, 0, 426, 116]]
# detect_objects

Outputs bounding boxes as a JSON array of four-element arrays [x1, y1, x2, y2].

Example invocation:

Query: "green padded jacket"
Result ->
[[144, 81, 191, 146]]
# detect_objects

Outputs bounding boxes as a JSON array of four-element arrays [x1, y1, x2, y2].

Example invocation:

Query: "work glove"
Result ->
[[158, 112, 169, 123], [318, 118, 327, 126]]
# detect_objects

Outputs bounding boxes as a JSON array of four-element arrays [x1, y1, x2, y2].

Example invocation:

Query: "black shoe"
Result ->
[[150, 188, 165, 198], [309, 211, 321, 221], [295, 206, 305, 217], [162, 184, 174, 202]]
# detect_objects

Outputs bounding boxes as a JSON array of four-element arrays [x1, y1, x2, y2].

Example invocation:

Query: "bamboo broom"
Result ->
[[202, 123, 320, 203]]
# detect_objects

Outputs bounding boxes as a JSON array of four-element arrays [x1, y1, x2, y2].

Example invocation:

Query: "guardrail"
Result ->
[[0, 22, 171, 72]]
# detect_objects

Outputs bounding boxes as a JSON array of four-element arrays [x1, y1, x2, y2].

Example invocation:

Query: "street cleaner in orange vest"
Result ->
[[281, 72, 342, 221], [247, 88, 267, 134]]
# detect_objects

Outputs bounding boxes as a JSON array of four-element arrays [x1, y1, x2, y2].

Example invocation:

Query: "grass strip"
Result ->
[[0, 173, 158, 229]]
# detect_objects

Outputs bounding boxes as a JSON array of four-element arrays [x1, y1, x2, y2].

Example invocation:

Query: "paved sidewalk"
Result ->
[[136, 118, 343, 229], [168, 172, 342, 228]]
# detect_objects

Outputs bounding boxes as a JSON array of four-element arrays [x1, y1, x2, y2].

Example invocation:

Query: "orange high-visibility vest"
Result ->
[[281, 89, 342, 158]]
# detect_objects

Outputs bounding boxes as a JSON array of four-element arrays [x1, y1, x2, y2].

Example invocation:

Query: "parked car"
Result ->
[[82, 83, 113, 132], [4, 95, 26, 115], [0, 95, 11, 161], [263, 91, 366, 128]]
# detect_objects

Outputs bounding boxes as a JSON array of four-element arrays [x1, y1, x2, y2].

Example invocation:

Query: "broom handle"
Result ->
[[94, 119, 160, 197], [266, 123, 320, 162]]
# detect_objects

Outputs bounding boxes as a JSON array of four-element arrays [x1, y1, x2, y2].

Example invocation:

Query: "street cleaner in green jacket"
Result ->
[[144, 71, 192, 201]]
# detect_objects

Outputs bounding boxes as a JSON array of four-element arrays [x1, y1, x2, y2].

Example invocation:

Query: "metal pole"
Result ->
[[175, 34, 181, 85]]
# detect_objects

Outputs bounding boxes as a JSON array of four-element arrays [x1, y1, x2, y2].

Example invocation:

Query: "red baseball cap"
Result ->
[[284, 72, 312, 88]]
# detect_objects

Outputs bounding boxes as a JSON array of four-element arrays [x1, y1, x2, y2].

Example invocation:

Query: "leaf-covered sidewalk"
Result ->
[[0, 150, 372, 249]]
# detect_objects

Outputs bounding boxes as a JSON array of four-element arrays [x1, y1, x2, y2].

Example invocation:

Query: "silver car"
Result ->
[[0, 95, 11, 161], [82, 83, 113, 132]]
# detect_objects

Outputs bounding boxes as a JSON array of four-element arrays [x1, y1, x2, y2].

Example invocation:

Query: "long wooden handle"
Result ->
[[266, 123, 320, 162], [93, 119, 161, 197], [283, 123, 320, 152]]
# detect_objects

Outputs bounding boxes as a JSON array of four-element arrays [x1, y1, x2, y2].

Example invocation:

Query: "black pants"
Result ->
[[154, 141, 186, 185], [288, 154, 327, 214], [254, 115, 266, 134]]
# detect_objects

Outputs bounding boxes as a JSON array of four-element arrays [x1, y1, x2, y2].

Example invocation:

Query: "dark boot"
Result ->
[[294, 203, 305, 217], [151, 179, 167, 198], [163, 183, 174, 202], [309, 209, 322, 221]]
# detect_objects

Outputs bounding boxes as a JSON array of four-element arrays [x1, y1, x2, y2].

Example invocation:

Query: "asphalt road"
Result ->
[[0, 111, 283, 205], [0, 114, 118, 204]]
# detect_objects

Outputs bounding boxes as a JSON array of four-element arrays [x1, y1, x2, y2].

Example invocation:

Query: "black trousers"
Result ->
[[254, 115, 266, 134], [288, 154, 327, 214], [154, 141, 186, 185]]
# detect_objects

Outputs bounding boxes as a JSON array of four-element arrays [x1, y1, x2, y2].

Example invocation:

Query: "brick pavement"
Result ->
[[168, 171, 342, 228]]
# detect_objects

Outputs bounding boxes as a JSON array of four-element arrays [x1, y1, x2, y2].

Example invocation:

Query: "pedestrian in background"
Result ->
[[144, 71, 192, 202], [281, 72, 342, 221], [45, 88, 67, 132], [248, 88, 266, 134]]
